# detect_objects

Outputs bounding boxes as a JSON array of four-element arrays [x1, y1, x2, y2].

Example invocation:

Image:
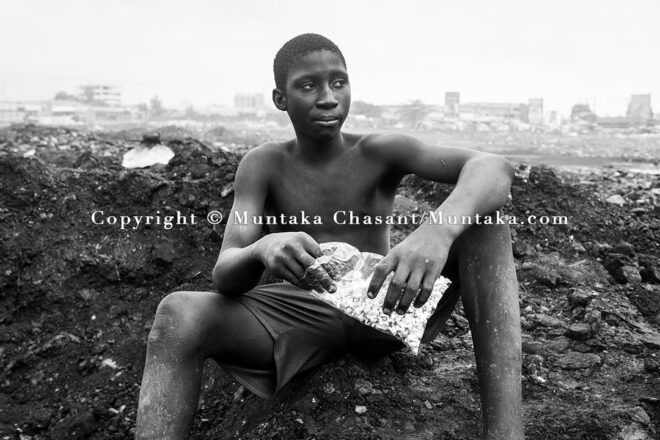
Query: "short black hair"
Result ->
[[273, 33, 347, 91]]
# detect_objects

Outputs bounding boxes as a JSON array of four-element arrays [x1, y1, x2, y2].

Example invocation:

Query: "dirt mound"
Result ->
[[1, 125, 658, 439]]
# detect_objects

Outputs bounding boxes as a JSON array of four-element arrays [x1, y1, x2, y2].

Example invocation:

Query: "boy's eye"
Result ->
[[332, 79, 347, 88], [301, 83, 315, 90]]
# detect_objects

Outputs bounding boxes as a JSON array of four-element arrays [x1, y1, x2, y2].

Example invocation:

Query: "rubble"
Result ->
[[1, 125, 658, 440]]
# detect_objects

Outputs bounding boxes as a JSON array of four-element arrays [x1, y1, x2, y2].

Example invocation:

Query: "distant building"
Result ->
[[528, 98, 544, 125], [626, 94, 652, 124], [0, 99, 142, 126], [79, 84, 121, 107], [459, 102, 524, 122], [570, 104, 597, 123], [234, 93, 265, 112], [444, 92, 460, 116], [0, 101, 45, 124]]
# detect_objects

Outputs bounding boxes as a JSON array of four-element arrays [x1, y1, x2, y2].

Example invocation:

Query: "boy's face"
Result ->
[[275, 49, 351, 142]]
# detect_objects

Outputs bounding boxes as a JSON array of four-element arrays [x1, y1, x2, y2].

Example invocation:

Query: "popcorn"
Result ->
[[305, 242, 451, 355]]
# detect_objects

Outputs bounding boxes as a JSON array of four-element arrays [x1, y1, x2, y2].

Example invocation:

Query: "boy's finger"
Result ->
[[276, 266, 300, 285], [413, 273, 437, 308], [382, 267, 408, 315], [305, 261, 336, 293], [367, 258, 395, 299], [299, 234, 324, 258], [286, 256, 308, 280], [396, 270, 424, 314], [317, 272, 337, 293]]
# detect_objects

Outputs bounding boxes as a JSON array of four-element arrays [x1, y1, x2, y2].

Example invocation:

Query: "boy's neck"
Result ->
[[292, 131, 347, 163]]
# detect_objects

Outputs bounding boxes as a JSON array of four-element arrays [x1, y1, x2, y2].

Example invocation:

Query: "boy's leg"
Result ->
[[454, 220, 523, 440], [135, 291, 275, 440]]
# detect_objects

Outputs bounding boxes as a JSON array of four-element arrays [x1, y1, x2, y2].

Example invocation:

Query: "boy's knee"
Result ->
[[148, 291, 210, 350], [457, 220, 512, 258]]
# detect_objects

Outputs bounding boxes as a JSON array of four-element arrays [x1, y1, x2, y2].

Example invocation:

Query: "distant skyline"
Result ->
[[1, 0, 658, 117]]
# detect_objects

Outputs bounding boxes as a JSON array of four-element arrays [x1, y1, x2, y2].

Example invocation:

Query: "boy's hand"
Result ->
[[256, 232, 337, 293], [367, 225, 453, 315]]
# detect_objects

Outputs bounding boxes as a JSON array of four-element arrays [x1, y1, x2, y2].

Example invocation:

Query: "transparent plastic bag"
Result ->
[[303, 242, 451, 355]]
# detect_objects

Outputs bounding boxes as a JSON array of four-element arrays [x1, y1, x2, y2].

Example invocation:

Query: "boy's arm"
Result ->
[[365, 133, 514, 314], [212, 148, 336, 296]]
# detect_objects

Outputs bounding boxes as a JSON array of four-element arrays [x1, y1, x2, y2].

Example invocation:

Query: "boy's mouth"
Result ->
[[313, 115, 340, 127]]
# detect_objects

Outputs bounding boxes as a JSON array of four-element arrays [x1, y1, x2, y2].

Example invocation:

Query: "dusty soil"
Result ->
[[0, 124, 658, 439]]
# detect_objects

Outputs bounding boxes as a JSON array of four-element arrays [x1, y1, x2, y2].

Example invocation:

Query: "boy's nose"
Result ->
[[316, 86, 338, 108]]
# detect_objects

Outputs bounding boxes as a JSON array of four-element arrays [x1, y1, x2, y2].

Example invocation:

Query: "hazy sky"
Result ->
[[1, 0, 658, 116]]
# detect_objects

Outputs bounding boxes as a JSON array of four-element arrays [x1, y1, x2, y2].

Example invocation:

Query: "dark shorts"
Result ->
[[216, 281, 461, 399]]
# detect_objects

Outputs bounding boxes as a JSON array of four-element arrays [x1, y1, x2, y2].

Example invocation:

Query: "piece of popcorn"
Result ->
[[306, 242, 451, 355]]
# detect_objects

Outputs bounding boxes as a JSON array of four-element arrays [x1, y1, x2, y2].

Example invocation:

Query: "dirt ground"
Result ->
[[0, 124, 658, 439]]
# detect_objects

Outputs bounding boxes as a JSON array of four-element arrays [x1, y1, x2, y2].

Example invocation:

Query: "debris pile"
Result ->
[[0, 124, 658, 440]]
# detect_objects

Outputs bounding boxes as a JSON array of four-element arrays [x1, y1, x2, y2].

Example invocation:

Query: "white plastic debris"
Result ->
[[101, 358, 118, 369], [122, 144, 174, 168], [305, 242, 451, 355], [605, 194, 625, 206]]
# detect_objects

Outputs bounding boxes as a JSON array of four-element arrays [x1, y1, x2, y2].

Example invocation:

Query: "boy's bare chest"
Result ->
[[266, 158, 395, 219]]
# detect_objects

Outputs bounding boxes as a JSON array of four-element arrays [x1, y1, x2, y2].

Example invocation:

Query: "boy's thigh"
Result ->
[[179, 291, 275, 371]]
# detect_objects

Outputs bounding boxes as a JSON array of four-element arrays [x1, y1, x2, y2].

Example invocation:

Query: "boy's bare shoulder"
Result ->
[[237, 140, 292, 171], [359, 132, 425, 161], [242, 140, 291, 161]]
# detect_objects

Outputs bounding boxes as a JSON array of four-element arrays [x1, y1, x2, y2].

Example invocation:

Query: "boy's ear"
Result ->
[[272, 89, 287, 111]]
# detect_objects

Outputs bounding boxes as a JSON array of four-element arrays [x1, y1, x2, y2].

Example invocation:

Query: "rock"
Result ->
[[547, 337, 570, 353], [78, 288, 99, 301], [323, 382, 335, 394], [530, 313, 564, 328], [572, 242, 587, 253], [628, 287, 660, 324], [557, 352, 601, 370], [621, 266, 643, 284], [604, 254, 642, 284], [512, 240, 535, 258], [49, 412, 97, 440], [561, 260, 610, 286], [612, 241, 635, 256], [629, 407, 651, 426], [605, 194, 626, 206], [524, 354, 544, 368], [640, 333, 660, 349], [566, 323, 592, 341], [355, 405, 367, 415], [584, 309, 602, 326], [523, 263, 561, 287], [524, 254, 608, 287], [151, 240, 176, 264], [643, 358, 659, 373], [354, 378, 378, 395], [640, 267, 660, 284], [190, 164, 212, 179], [637, 255, 660, 283], [619, 422, 651, 440], [567, 289, 598, 308], [25, 407, 54, 430], [572, 343, 594, 353]]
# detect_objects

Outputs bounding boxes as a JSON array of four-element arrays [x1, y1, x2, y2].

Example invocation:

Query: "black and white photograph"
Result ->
[[0, 1, 658, 439]]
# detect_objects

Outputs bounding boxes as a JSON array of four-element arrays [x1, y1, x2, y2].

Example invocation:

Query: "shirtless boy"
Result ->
[[136, 33, 523, 440]]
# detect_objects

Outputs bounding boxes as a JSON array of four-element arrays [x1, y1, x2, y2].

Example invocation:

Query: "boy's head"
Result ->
[[272, 34, 350, 141], [273, 33, 347, 92]]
